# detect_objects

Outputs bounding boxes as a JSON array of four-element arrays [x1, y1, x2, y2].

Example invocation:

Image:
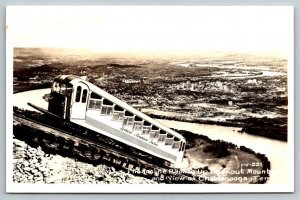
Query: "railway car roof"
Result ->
[[66, 76, 185, 141], [54, 75, 78, 87]]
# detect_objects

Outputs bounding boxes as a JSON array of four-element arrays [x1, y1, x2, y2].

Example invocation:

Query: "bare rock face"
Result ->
[[12, 139, 156, 184]]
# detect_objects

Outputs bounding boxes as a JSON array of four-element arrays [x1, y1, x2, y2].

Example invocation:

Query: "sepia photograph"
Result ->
[[6, 6, 294, 193]]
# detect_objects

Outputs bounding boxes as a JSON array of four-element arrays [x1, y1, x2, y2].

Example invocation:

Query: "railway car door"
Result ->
[[71, 82, 89, 120]]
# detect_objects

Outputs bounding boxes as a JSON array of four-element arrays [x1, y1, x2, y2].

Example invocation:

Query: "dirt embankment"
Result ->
[[178, 130, 270, 184]]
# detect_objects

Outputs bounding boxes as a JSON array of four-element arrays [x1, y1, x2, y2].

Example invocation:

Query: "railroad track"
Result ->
[[13, 113, 209, 184]]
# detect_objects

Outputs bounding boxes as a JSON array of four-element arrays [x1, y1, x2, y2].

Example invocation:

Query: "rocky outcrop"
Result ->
[[13, 139, 156, 184]]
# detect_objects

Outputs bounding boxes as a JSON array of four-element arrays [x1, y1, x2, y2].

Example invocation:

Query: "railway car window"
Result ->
[[143, 121, 151, 126], [142, 127, 151, 134], [112, 105, 125, 120], [107, 107, 113, 115], [89, 99, 102, 109], [182, 142, 186, 151], [112, 111, 124, 121], [114, 105, 124, 111], [123, 117, 134, 126], [75, 86, 82, 102], [133, 122, 142, 131], [119, 112, 125, 120], [172, 141, 180, 149], [134, 116, 143, 121], [82, 89, 88, 103], [89, 100, 96, 108], [158, 134, 167, 142], [112, 112, 120, 120], [101, 105, 113, 115], [165, 138, 174, 145], [90, 92, 102, 99], [95, 101, 101, 109], [122, 118, 127, 126], [179, 141, 186, 151], [60, 84, 67, 94], [149, 130, 159, 139], [125, 111, 134, 116], [101, 106, 107, 115], [149, 131, 156, 139], [127, 117, 134, 126], [179, 141, 183, 151], [103, 99, 114, 106]]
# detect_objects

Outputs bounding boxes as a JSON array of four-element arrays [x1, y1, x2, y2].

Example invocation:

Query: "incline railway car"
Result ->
[[46, 75, 186, 165]]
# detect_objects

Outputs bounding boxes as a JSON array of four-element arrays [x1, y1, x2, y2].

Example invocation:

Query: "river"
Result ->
[[13, 88, 289, 185], [157, 119, 288, 185]]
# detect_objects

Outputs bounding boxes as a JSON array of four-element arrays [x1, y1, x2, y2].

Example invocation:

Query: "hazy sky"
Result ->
[[7, 6, 293, 56]]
